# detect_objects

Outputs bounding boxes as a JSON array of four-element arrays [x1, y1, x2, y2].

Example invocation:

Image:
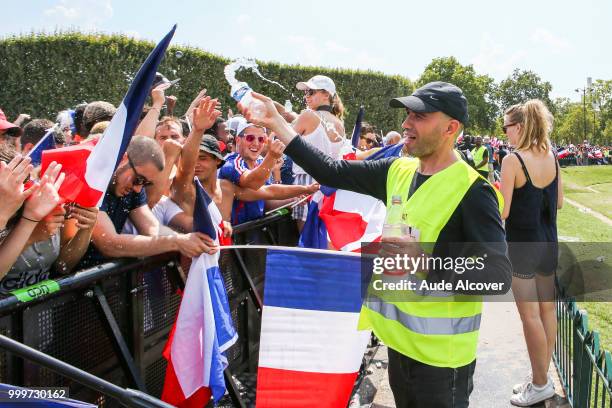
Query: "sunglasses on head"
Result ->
[[127, 155, 153, 187], [502, 123, 517, 133], [242, 134, 266, 144]]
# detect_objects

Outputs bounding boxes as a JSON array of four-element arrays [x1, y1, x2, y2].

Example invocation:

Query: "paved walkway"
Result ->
[[355, 301, 568, 407]]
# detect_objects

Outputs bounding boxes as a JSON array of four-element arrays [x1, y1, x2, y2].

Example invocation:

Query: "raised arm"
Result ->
[[173, 97, 221, 209], [146, 139, 182, 207], [239, 92, 392, 202], [134, 84, 166, 138], [235, 183, 319, 201], [238, 138, 284, 190]]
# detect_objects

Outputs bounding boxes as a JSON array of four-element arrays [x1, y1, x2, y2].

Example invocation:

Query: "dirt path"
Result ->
[[564, 197, 612, 227]]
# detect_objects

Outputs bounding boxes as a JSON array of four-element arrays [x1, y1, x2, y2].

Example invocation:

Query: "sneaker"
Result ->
[[513, 373, 553, 394], [510, 381, 555, 406]]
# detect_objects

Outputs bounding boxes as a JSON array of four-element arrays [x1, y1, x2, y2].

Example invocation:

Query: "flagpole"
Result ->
[[263, 194, 311, 216]]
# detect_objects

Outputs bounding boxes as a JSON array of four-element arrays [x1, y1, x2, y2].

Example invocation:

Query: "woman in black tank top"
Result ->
[[500, 100, 563, 406]]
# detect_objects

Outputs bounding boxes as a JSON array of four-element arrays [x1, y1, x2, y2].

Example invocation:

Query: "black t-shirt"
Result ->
[[78, 189, 148, 269], [284, 137, 511, 294]]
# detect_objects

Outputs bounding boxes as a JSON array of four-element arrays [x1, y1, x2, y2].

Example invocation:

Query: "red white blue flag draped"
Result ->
[[255, 248, 370, 408]]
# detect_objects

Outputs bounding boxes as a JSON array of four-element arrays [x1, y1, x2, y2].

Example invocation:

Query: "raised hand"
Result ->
[[166, 95, 178, 115], [0, 154, 34, 225], [185, 88, 207, 118], [239, 92, 284, 132], [266, 138, 286, 160], [151, 84, 167, 109], [22, 162, 65, 222], [192, 97, 222, 132]]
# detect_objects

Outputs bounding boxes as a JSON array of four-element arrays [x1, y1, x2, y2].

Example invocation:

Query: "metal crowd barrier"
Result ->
[[0, 209, 299, 407], [555, 290, 612, 407]]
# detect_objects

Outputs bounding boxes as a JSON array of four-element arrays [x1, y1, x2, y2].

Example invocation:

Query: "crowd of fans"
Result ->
[[0, 72, 608, 296]]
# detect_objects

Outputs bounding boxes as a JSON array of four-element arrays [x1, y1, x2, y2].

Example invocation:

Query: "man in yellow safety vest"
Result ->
[[240, 81, 512, 408], [471, 136, 490, 178]]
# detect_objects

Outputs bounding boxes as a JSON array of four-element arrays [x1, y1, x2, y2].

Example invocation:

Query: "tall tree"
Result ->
[[589, 79, 612, 142], [496, 69, 553, 113], [417, 57, 498, 134]]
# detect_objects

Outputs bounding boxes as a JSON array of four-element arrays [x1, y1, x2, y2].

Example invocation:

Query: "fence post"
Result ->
[[573, 310, 593, 408]]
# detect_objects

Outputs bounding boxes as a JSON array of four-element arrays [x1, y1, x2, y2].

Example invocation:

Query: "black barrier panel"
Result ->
[[22, 275, 129, 407], [0, 315, 13, 383], [0, 212, 302, 407]]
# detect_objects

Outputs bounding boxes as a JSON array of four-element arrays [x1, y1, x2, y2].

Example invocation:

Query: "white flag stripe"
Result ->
[[85, 102, 128, 193], [258, 306, 370, 373]]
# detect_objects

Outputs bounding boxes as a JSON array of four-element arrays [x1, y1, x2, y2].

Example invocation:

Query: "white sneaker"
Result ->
[[513, 373, 553, 394], [510, 381, 555, 406]]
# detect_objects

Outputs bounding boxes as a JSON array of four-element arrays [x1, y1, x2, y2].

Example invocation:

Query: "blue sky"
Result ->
[[2, 0, 610, 101]]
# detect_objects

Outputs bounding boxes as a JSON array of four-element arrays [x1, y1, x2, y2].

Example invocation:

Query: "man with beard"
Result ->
[[239, 82, 512, 408]]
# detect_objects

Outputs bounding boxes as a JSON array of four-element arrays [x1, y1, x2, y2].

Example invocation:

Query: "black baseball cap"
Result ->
[[390, 81, 469, 124], [199, 134, 226, 168]]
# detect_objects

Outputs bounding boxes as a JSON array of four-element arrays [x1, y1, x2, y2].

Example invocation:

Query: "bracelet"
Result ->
[[21, 215, 41, 223]]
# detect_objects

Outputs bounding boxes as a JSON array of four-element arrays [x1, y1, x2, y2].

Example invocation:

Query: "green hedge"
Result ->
[[0, 32, 413, 134]]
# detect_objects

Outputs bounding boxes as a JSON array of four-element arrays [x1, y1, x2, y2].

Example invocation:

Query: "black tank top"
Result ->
[[505, 152, 559, 243]]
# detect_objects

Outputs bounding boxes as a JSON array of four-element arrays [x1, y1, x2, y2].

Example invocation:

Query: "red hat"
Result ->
[[0, 109, 19, 132]]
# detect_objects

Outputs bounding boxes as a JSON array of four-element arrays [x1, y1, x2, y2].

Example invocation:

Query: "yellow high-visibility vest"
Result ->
[[358, 156, 503, 368]]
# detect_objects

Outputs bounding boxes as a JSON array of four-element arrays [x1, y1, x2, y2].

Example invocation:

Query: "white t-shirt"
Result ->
[[122, 196, 184, 235]]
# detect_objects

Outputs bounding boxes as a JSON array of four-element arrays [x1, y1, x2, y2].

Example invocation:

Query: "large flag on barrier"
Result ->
[[161, 179, 237, 407], [299, 142, 404, 251], [40, 25, 176, 207], [255, 247, 371, 408]]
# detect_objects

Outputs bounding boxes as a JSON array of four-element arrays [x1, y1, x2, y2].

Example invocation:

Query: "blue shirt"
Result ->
[[218, 153, 268, 225], [78, 188, 148, 269]]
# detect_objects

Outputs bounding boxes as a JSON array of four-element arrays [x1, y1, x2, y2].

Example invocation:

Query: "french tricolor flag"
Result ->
[[161, 179, 237, 407], [300, 142, 404, 252], [41, 25, 176, 207], [256, 248, 370, 408], [557, 148, 570, 159], [27, 126, 56, 166]]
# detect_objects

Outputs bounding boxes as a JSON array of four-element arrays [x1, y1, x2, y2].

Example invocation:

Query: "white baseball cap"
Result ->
[[226, 116, 265, 137], [296, 75, 336, 97]]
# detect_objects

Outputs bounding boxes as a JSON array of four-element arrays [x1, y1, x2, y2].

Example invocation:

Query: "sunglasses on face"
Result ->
[[502, 123, 517, 133], [127, 155, 153, 186], [242, 134, 266, 144], [304, 89, 320, 97]]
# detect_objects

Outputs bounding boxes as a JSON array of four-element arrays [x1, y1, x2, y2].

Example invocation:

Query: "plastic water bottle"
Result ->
[[230, 82, 266, 121], [382, 195, 406, 238], [284, 99, 293, 113]]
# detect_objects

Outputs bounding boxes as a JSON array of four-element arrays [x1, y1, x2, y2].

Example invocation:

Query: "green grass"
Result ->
[[557, 166, 612, 354], [557, 203, 612, 242], [579, 303, 612, 352], [561, 166, 612, 189]]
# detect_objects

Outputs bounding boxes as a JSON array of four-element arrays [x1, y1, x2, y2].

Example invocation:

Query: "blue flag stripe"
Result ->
[[113, 24, 176, 171], [350, 106, 365, 148], [27, 127, 56, 166], [264, 249, 364, 313], [193, 178, 217, 240]]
